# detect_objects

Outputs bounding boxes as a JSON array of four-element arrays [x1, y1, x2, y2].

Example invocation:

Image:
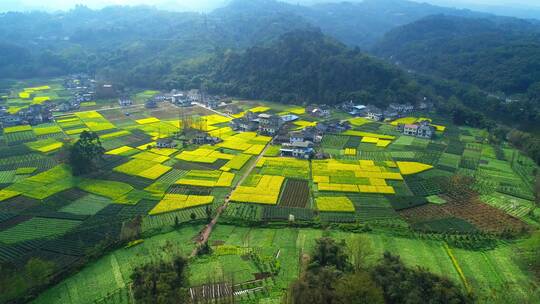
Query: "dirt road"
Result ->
[[190, 138, 274, 257]]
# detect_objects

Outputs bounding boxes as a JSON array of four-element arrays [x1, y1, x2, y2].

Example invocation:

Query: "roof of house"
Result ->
[[258, 113, 272, 119], [283, 141, 313, 148]]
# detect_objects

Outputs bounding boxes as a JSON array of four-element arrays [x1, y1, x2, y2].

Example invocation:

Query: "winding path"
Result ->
[[190, 137, 274, 257]]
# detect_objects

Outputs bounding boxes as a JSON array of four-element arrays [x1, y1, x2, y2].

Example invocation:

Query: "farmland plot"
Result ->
[[278, 179, 310, 208]]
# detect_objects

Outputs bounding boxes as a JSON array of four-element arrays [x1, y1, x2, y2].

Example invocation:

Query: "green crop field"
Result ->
[[0, 88, 538, 304], [33, 225, 539, 304]]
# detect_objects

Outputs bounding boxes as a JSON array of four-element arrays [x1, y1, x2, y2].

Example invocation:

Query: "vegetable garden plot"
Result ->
[[75, 111, 116, 132], [355, 122, 381, 133], [5, 130, 36, 145], [33, 123, 63, 137], [0, 239, 46, 264], [77, 178, 136, 203], [1, 165, 75, 201], [142, 207, 206, 232], [0, 217, 82, 244], [25, 138, 63, 153], [59, 194, 113, 216], [144, 169, 188, 195], [321, 134, 349, 150], [278, 179, 310, 208], [414, 151, 443, 165], [404, 176, 443, 197], [357, 151, 392, 162], [344, 136, 361, 148], [319, 212, 356, 223], [399, 195, 527, 233], [168, 185, 213, 196], [412, 217, 478, 233], [262, 206, 315, 221], [223, 203, 263, 221], [389, 196, 428, 211], [0, 170, 16, 183], [117, 199, 158, 218], [438, 153, 461, 169]]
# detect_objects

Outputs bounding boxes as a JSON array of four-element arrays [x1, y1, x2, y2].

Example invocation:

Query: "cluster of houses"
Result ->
[[0, 104, 54, 127], [341, 101, 432, 121], [229, 111, 284, 136], [59, 74, 96, 112], [226, 104, 353, 159]]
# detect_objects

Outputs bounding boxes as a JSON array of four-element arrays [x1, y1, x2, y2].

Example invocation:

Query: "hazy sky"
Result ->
[[1, 0, 540, 13]]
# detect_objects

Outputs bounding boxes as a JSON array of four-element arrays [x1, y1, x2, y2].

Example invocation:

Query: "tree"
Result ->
[[288, 267, 341, 304], [349, 235, 373, 272], [311, 237, 350, 271], [131, 256, 189, 304], [371, 252, 472, 304], [333, 271, 384, 304], [69, 131, 105, 176]]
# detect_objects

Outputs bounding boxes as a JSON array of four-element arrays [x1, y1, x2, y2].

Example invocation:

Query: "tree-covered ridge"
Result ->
[[0, 4, 312, 84], [208, 29, 424, 106], [374, 15, 540, 95], [0, 0, 490, 83]]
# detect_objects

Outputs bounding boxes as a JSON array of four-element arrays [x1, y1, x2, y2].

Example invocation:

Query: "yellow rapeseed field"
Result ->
[[316, 196, 355, 212]]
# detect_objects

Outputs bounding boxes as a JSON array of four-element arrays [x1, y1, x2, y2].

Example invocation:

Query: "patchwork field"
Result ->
[[0, 85, 538, 304], [32, 225, 539, 304]]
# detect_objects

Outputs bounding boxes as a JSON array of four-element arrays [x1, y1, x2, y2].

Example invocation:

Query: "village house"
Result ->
[[397, 120, 435, 139], [289, 127, 321, 143], [192, 131, 221, 145], [340, 100, 355, 113], [173, 93, 191, 107], [366, 105, 384, 121], [205, 97, 220, 109], [318, 120, 351, 133], [187, 89, 201, 102], [152, 94, 167, 102], [402, 124, 419, 136], [118, 97, 133, 107], [223, 105, 242, 116], [258, 113, 283, 136], [230, 111, 259, 132], [156, 138, 177, 148], [280, 141, 314, 159], [1, 114, 21, 127], [306, 104, 332, 118]]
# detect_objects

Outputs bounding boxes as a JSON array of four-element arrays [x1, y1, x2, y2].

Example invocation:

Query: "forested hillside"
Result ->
[[0, 4, 311, 86], [0, 0, 485, 85], [207, 29, 423, 105], [374, 15, 540, 95]]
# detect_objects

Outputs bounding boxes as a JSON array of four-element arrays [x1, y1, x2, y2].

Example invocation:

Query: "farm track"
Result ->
[[190, 137, 274, 257]]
